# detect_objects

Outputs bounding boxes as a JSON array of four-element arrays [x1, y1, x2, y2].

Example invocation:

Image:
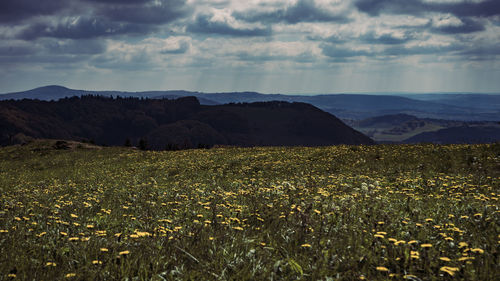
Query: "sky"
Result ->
[[1, 0, 499, 94]]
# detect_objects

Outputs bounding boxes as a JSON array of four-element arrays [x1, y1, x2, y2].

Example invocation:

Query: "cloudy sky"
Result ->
[[1, 0, 499, 94]]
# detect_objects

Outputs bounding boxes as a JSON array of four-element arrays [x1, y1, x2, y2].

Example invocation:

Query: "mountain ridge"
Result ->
[[2, 85, 499, 121], [0, 95, 374, 149]]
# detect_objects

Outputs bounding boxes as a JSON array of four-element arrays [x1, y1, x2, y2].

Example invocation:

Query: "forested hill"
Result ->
[[0, 95, 373, 149]]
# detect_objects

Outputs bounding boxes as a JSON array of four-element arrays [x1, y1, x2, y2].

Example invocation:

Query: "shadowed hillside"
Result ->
[[0, 96, 373, 149]]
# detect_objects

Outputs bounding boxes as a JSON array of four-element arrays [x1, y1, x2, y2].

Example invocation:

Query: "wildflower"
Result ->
[[0, 230, 8, 233], [92, 260, 102, 265], [100, 248, 109, 252], [376, 266, 389, 272], [471, 248, 484, 254], [46, 262, 57, 267], [119, 250, 130, 255], [86, 224, 94, 229], [70, 214, 78, 218], [421, 243, 432, 248], [65, 273, 76, 278], [232, 226, 243, 231], [7, 273, 16, 278], [301, 243, 312, 248], [439, 257, 451, 262], [68, 237, 79, 241], [60, 232, 68, 236], [440, 266, 459, 276], [458, 242, 468, 248]]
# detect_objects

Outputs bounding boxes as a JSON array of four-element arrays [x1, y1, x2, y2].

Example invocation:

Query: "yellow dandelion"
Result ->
[[209, 237, 214, 240], [92, 260, 102, 265], [70, 214, 78, 218], [440, 266, 459, 276], [60, 232, 68, 236], [439, 257, 451, 262], [458, 242, 468, 248], [65, 273, 76, 278], [86, 224, 94, 229], [374, 234, 385, 238], [421, 243, 432, 248], [7, 273, 16, 278], [68, 237, 79, 241], [232, 226, 244, 231], [100, 248, 109, 252], [46, 262, 57, 267], [119, 250, 130, 255], [301, 243, 312, 248], [471, 248, 484, 254], [0, 230, 8, 233], [376, 266, 389, 272]]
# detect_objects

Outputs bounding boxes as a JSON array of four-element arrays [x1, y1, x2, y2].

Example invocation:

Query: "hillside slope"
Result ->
[[0, 96, 373, 148]]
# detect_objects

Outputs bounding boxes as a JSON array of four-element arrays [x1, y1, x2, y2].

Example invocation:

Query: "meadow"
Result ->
[[0, 141, 499, 280]]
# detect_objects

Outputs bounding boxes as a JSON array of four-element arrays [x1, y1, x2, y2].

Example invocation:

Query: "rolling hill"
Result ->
[[2, 86, 499, 121], [0, 95, 373, 149]]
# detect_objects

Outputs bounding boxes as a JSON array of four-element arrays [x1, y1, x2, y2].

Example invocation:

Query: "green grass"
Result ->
[[0, 141, 499, 280]]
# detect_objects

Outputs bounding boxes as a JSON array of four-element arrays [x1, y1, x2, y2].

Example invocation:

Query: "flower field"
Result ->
[[0, 141, 499, 280]]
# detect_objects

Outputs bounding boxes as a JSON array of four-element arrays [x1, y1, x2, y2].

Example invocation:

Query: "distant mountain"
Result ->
[[403, 126, 500, 144], [0, 96, 373, 149], [2, 86, 499, 121], [399, 93, 500, 111], [347, 114, 500, 143]]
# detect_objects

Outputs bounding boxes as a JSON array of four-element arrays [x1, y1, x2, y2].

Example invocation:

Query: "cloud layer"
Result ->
[[1, 0, 499, 93]]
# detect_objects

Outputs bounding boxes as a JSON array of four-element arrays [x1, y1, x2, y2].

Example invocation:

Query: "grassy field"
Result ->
[[0, 141, 499, 280]]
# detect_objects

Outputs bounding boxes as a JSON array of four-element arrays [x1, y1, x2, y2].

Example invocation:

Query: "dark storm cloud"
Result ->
[[97, 0, 190, 24], [41, 39, 107, 55], [0, 0, 68, 23], [8, 0, 190, 40], [233, 0, 349, 24], [355, 0, 500, 17], [0, 43, 38, 56], [187, 14, 271, 36], [320, 44, 371, 58], [19, 17, 152, 40]]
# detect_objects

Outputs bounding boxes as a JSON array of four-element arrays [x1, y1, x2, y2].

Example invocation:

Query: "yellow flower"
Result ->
[[439, 257, 451, 262], [440, 266, 459, 276], [100, 248, 109, 252], [68, 237, 79, 241], [0, 230, 9, 233], [458, 242, 468, 248], [92, 260, 102, 265], [119, 250, 130, 255], [471, 248, 484, 254], [86, 224, 94, 229], [376, 266, 389, 272], [301, 243, 312, 248], [232, 226, 243, 231], [421, 244, 432, 248], [70, 214, 78, 218], [65, 273, 76, 278], [46, 262, 57, 267], [7, 273, 16, 278]]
